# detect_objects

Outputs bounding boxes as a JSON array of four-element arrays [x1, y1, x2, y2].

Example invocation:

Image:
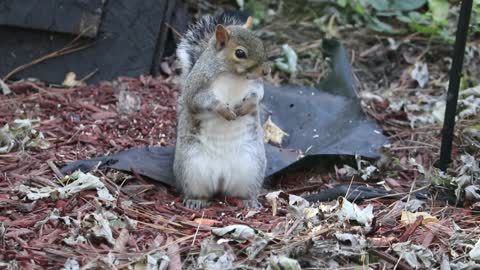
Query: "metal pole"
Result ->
[[437, 0, 473, 171]]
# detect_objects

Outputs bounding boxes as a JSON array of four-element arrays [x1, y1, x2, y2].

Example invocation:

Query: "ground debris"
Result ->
[[391, 241, 436, 269], [0, 78, 11, 95], [470, 239, 480, 262], [63, 258, 80, 270], [62, 72, 86, 88], [212, 224, 258, 242], [197, 239, 235, 270], [267, 255, 301, 270], [0, 118, 50, 154], [336, 197, 374, 231], [134, 251, 170, 270], [15, 171, 114, 201], [410, 61, 429, 88]]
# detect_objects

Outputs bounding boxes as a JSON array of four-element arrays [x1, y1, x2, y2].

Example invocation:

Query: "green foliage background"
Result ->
[[244, 0, 480, 43]]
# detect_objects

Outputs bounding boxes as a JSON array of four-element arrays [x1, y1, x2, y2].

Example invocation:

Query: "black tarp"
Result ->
[[0, 0, 104, 37], [0, 0, 183, 83]]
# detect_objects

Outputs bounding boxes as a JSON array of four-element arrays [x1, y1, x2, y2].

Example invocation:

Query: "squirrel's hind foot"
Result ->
[[183, 199, 211, 209]]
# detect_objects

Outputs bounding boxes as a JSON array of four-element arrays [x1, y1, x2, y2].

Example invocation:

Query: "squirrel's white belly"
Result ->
[[181, 74, 264, 198], [187, 113, 261, 198], [198, 114, 253, 150]]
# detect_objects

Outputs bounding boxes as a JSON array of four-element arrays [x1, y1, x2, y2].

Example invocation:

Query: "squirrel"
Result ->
[[173, 14, 270, 209]]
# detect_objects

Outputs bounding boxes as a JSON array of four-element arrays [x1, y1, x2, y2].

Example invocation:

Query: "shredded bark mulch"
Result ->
[[1, 74, 479, 269]]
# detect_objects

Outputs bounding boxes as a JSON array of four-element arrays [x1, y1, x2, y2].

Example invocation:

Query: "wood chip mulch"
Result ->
[[0, 75, 478, 269]]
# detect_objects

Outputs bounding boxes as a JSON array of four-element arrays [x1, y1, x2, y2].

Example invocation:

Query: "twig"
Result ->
[[284, 218, 302, 238], [3, 25, 97, 81], [164, 22, 182, 38], [415, 37, 432, 62], [47, 160, 65, 179], [398, 216, 424, 242], [80, 69, 99, 82], [136, 220, 185, 235], [191, 211, 204, 247], [125, 207, 183, 227], [364, 185, 429, 202], [369, 249, 413, 270], [345, 176, 355, 200], [394, 254, 404, 270], [405, 173, 417, 212], [391, 146, 435, 150], [24, 82, 49, 93], [3, 42, 94, 81]]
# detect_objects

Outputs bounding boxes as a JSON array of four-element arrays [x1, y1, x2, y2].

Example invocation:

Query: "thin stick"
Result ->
[[345, 175, 355, 200], [364, 185, 429, 202], [3, 43, 94, 81], [80, 69, 99, 82], [191, 211, 204, 247], [3, 25, 98, 81], [47, 160, 65, 179], [164, 22, 182, 38], [136, 220, 186, 235]]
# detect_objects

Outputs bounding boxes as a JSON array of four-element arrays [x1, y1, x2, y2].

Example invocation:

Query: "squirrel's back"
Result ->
[[176, 14, 243, 76]]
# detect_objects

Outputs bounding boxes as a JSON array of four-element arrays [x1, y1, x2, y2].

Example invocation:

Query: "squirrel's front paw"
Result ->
[[235, 92, 258, 116], [215, 103, 237, 121]]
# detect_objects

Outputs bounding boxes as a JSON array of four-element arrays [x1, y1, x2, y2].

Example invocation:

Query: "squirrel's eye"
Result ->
[[235, 49, 247, 59]]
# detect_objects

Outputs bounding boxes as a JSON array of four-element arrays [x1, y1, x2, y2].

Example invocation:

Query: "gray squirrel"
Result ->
[[174, 14, 270, 209]]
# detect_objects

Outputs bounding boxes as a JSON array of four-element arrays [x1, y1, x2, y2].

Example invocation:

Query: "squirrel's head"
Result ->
[[213, 17, 270, 80]]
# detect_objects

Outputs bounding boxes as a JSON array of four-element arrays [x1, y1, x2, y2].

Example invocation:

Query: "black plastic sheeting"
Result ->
[[61, 40, 389, 189], [0, 0, 104, 37], [0, 0, 183, 83]]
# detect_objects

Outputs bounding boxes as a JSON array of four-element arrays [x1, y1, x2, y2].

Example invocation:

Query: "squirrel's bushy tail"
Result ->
[[176, 14, 242, 76]]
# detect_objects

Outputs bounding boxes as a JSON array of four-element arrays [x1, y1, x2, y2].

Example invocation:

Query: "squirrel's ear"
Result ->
[[215, 24, 230, 50], [243, 16, 253, 30]]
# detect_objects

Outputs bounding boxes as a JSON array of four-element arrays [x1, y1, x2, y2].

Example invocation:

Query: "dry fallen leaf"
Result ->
[[268, 255, 301, 270], [0, 79, 12, 95], [337, 197, 374, 230], [211, 225, 257, 241], [265, 190, 285, 216], [263, 116, 288, 146], [469, 239, 480, 261], [62, 72, 86, 87], [198, 239, 235, 270], [400, 211, 438, 225], [410, 62, 429, 88]]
